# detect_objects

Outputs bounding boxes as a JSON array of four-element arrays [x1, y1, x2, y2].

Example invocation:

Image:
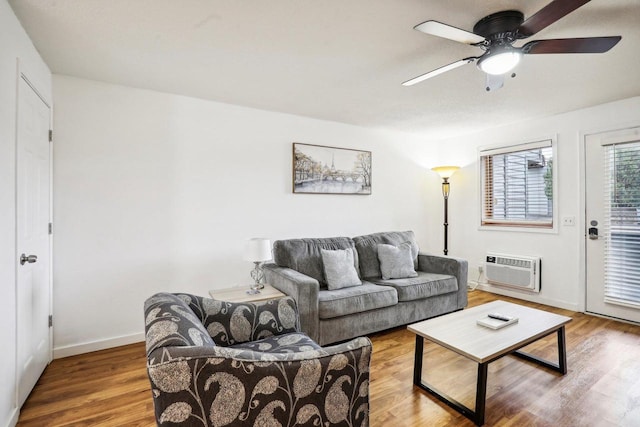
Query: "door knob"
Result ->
[[20, 254, 38, 265]]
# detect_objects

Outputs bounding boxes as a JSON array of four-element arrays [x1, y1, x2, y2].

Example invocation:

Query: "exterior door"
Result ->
[[16, 74, 52, 406], [585, 126, 640, 323]]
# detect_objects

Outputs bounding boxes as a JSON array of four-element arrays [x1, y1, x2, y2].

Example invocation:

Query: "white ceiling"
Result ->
[[9, 0, 640, 140]]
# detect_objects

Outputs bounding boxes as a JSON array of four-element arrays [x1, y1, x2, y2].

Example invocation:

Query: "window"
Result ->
[[481, 139, 554, 228]]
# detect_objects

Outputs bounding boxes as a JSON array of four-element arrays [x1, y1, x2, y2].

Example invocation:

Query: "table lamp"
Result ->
[[244, 238, 272, 294]]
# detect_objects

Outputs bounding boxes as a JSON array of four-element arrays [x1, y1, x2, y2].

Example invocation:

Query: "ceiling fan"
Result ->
[[403, 0, 622, 91]]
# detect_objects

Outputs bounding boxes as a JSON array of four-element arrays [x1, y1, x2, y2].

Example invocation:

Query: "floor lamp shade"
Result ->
[[431, 166, 459, 180]]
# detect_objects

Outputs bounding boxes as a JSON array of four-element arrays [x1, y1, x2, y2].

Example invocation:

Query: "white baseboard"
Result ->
[[4, 407, 19, 427], [53, 332, 145, 359], [470, 282, 580, 312]]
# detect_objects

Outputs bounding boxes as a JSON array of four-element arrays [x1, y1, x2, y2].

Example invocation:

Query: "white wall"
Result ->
[[51, 73, 640, 358], [51, 75, 438, 357], [0, 1, 51, 426], [426, 97, 640, 311]]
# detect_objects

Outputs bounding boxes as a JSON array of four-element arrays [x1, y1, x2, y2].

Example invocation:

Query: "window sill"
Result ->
[[478, 224, 558, 234]]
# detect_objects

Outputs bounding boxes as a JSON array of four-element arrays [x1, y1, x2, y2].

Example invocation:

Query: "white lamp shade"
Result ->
[[244, 238, 272, 262]]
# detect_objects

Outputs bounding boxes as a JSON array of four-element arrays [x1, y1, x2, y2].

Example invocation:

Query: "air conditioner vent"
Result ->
[[495, 257, 533, 270], [485, 252, 541, 293]]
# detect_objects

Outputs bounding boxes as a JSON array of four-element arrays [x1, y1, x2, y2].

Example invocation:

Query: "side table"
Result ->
[[208, 284, 286, 303]]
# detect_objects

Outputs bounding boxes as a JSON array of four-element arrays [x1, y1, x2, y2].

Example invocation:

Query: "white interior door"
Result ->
[[585, 125, 640, 323], [16, 75, 52, 406]]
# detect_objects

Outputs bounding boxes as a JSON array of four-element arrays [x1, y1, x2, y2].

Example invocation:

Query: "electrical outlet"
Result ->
[[478, 266, 484, 274]]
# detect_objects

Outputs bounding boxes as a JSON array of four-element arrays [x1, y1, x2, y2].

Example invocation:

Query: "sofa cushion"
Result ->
[[353, 231, 419, 279], [318, 282, 398, 319], [273, 237, 358, 288], [377, 242, 419, 280], [321, 248, 362, 290], [370, 271, 458, 302]]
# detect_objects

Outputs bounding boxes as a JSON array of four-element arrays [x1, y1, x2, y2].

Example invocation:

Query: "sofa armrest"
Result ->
[[146, 337, 371, 426], [263, 263, 320, 342], [417, 253, 468, 309]]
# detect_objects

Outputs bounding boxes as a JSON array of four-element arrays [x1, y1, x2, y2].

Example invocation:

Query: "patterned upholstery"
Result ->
[[176, 292, 301, 346], [145, 293, 216, 356], [144, 292, 371, 426]]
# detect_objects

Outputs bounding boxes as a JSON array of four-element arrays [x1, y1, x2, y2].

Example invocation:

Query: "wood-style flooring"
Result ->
[[17, 290, 640, 426]]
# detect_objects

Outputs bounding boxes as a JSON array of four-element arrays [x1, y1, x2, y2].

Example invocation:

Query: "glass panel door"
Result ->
[[585, 126, 640, 323]]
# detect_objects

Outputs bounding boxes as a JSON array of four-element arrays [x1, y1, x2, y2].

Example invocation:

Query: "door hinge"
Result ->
[[49, 129, 53, 142], [48, 222, 53, 235], [48, 315, 53, 328]]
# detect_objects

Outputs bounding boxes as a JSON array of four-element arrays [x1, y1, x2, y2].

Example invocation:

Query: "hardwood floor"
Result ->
[[17, 290, 640, 426]]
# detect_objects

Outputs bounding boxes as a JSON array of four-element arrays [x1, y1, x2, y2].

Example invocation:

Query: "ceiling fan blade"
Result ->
[[518, 0, 590, 38], [414, 20, 485, 45], [522, 36, 621, 54], [402, 58, 476, 86]]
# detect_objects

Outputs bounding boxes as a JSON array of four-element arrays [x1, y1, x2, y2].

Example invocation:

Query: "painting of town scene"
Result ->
[[293, 143, 372, 195]]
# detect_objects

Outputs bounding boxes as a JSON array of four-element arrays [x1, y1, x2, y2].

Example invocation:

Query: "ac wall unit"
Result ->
[[485, 252, 541, 293]]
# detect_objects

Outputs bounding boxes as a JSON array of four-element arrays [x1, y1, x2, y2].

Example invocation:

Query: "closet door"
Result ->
[[16, 74, 52, 406]]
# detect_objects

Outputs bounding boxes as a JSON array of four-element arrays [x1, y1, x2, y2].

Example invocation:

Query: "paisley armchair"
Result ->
[[144, 292, 371, 426]]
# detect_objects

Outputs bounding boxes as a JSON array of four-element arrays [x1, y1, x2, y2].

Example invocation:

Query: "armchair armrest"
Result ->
[[263, 263, 320, 342], [147, 337, 371, 426], [144, 292, 216, 356], [418, 253, 468, 309]]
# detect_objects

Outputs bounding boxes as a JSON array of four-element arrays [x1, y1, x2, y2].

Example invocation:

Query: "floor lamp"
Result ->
[[432, 166, 459, 256]]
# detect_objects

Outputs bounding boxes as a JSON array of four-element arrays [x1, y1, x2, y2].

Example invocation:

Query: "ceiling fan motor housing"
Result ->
[[473, 10, 524, 44]]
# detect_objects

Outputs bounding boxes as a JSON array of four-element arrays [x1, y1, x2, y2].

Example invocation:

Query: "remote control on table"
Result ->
[[488, 313, 512, 321]]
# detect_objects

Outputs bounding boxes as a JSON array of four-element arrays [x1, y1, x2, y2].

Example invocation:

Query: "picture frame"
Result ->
[[293, 143, 372, 195]]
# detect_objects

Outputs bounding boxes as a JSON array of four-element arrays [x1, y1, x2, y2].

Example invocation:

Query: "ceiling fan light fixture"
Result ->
[[478, 49, 522, 75]]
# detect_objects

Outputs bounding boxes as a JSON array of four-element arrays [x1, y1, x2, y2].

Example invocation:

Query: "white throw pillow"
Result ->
[[377, 243, 419, 280], [320, 248, 362, 290]]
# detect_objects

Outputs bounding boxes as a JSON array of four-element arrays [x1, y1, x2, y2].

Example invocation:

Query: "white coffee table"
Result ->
[[407, 300, 572, 426]]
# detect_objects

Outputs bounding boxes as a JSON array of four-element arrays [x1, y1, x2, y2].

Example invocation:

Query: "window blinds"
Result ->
[[481, 141, 553, 227], [603, 141, 640, 307]]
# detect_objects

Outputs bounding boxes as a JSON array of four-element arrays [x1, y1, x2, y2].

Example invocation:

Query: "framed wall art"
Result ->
[[293, 143, 371, 195]]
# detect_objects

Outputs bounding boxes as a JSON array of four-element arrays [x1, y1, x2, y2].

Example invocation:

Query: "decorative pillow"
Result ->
[[320, 248, 362, 290], [377, 243, 419, 280]]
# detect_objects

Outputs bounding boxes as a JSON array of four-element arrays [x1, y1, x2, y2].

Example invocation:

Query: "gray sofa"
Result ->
[[263, 231, 468, 345]]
